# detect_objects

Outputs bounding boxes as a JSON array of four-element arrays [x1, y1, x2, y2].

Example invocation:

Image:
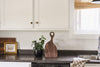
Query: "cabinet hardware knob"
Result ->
[[36, 22, 39, 24], [30, 22, 33, 24]]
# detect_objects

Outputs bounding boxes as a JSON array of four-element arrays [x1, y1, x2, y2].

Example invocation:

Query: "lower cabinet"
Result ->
[[2, 62, 99, 67], [0, 62, 31, 67], [85, 64, 100, 67], [70, 63, 100, 67], [32, 63, 70, 67]]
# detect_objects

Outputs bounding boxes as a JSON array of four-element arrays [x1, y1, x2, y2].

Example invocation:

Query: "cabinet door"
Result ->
[[32, 63, 70, 67], [0, 62, 31, 67], [0, 0, 33, 30], [85, 64, 100, 67], [35, 0, 69, 30]]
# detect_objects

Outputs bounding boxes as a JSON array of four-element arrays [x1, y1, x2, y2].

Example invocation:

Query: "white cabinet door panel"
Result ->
[[36, 0, 69, 30], [0, 62, 31, 67], [0, 0, 69, 30], [1, 0, 33, 30]]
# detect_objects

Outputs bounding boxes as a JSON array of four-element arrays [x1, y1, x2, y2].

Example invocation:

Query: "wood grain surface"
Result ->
[[45, 32, 58, 58], [0, 38, 16, 54], [0, 38, 16, 43]]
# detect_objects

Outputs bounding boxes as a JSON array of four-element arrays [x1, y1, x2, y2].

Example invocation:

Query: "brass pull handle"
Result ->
[[36, 22, 39, 24], [30, 22, 33, 24]]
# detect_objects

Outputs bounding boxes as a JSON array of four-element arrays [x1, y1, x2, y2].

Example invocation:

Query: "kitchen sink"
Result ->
[[78, 55, 99, 60]]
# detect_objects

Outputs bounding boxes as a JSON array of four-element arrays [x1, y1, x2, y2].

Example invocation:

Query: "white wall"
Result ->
[[0, 31, 98, 50]]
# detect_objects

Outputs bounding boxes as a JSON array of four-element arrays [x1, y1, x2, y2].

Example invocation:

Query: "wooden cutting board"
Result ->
[[45, 32, 58, 58], [0, 38, 16, 43]]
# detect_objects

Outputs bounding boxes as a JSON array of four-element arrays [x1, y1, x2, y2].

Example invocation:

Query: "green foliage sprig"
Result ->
[[32, 35, 46, 50]]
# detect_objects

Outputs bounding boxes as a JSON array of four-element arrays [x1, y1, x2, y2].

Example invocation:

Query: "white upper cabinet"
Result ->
[[0, 0, 69, 31], [35, 0, 69, 30], [0, 0, 33, 30]]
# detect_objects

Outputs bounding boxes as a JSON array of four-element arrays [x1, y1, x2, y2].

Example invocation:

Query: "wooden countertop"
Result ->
[[0, 54, 100, 64]]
